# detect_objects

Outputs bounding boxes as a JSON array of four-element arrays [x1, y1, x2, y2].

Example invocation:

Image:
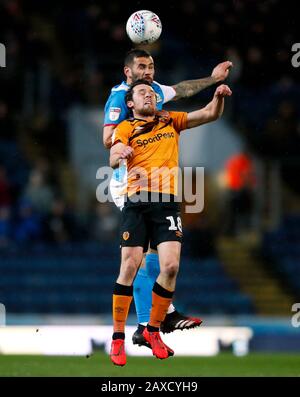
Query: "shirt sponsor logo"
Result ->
[[136, 132, 175, 148], [109, 107, 121, 121]]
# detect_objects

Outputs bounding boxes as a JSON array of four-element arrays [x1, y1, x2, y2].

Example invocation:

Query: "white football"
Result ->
[[126, 10, 162, 44]]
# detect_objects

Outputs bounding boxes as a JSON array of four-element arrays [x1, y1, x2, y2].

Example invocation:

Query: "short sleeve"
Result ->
[[103, 91, 129, 126], [169, 111, 188, 133], [155, 83, 176, 104], [111, 121, 130, 146]]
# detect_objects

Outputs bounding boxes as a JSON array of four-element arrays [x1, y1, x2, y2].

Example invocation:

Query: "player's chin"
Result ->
[[144, 76, 153, 83], [141, 106, 155, 116]]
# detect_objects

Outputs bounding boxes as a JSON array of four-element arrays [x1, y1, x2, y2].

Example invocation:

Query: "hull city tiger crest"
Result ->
[[123, 231, 130, 241]]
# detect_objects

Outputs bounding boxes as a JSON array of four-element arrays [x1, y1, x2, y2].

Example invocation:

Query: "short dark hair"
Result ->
[[124, 49, 152, 67], [125, 79, 153, 105]]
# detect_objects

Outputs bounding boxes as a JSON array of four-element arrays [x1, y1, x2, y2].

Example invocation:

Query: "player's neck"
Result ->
[[133, 112, 155, 122]]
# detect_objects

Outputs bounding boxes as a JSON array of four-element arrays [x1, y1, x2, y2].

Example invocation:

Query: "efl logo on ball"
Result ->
[[126, 10, 162, 44]]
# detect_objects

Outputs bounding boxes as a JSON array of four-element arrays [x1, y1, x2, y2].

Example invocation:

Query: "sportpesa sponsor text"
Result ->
[[136, 131, 175, 148]]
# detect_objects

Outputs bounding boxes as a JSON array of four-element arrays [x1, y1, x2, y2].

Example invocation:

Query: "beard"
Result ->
[[132, 72, 153, 83], [138, 105, 155, 116]]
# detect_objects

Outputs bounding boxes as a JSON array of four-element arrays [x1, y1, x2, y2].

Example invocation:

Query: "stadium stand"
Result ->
[[0, 0, 299, 319], [0, 243, 254, 315], [263, 214, 300, 299]]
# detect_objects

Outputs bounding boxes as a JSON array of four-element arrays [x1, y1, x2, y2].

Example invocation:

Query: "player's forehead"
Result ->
[[133, 84, 155, 94], [133, 56, 154, 67]]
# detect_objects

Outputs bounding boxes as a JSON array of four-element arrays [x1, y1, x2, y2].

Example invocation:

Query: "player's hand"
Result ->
[[214, 84, 232, 97], [120, 146, 134, 160], [211, 61, 233, 83]]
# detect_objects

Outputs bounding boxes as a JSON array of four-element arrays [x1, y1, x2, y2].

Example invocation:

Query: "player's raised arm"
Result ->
[[109, 142, 134, 169], [171, 61, 233, 101], [186, 84, 232, 129]]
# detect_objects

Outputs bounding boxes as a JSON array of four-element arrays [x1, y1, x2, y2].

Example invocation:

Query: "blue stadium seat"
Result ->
[[0, 244, 255, 315], [263, 214, 300, 297]]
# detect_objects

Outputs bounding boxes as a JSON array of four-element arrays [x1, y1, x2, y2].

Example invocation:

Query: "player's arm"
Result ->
[[109, 142, 134, 169], [103, 91, 128, 148], [103, 125, 116, 149], [171, 61, 232, 101], [186, 84, 232, 129]]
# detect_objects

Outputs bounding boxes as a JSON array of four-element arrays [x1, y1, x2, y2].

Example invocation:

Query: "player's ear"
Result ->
[[124, 66, 130, 78], [127, 100, 134, 109]]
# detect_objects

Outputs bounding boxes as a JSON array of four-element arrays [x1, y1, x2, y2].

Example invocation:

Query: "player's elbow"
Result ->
[[209, 109, 223, 122], [210, 113, 220, 122]]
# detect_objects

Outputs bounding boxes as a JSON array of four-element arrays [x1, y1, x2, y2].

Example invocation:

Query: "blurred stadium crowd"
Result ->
[[0, 0, 299, 249], [1, 0, 300, 320]]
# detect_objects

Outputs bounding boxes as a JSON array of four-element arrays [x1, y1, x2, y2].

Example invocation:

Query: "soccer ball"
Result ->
[[126, 10, 162, 44]]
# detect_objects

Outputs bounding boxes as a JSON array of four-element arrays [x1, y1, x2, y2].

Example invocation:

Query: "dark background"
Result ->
[[0, 0, 299, 321]]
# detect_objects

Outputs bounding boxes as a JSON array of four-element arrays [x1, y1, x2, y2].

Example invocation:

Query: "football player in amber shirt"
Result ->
[[109, 79, 232, 366], [105, 49, 232, 346], [111, 108, 186, 198]]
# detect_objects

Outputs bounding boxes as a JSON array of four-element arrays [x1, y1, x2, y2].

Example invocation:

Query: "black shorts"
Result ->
[[120, 193, 183, 251]]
